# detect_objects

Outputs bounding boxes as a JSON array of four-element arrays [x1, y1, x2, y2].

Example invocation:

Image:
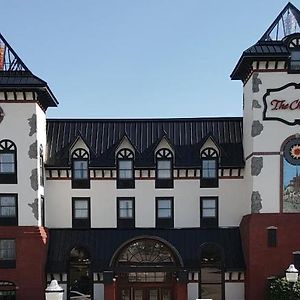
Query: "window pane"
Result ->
[[0, 153, 15, 173], [74, 200, 88, 219], [202, 159, 217, 178], [203, 199, 216, 208], [157, 169, 171, 178], [158, 200, 172, 218], [119, 200, 133, 218], [73, 160, 88, 179], [75, 200, 88, 209], [158, 200, 171, 209], [0, 240, 15, 260], [157, 160, 171, 179], [119, 160, 132, 169], [203, 208, 216, 217], [0, 196, 16, 217], [119, 170, 133, 179]]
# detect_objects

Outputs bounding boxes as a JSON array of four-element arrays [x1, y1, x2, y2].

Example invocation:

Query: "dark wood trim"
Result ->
[[155, 197, 174, 229], [245, 151, 280, 161], [72, 197, 91, 229], [117, 197, 135, 229]]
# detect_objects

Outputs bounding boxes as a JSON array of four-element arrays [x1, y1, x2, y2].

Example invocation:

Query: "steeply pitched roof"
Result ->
[[231, 3, 300, 81], [46, 117, 244, 168], [0, 33, 58, 109]]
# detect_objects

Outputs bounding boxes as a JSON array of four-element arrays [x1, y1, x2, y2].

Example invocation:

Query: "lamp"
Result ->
[[286, 264, 299, 283], [45, 280, 64, 300]]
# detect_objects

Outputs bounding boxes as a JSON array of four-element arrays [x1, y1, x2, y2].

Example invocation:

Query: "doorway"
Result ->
[[120, 287, 172, 300]]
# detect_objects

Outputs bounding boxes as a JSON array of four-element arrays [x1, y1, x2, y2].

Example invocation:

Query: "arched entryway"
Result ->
[[111, 237, 183, 300], [0, 281, 16, 300], [199, 243, 224, 300], [68, 246, 93, 300]]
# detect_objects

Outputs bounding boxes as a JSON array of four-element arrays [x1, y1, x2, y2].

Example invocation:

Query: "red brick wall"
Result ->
[[0, 226, 48, 300], [240, 213, 300, 300]]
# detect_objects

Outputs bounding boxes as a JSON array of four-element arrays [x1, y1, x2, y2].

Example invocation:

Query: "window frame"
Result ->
[[71, 148, 90, 189], [155, 149, 174, 188], [200, 148, 219, 188], [0, 194, 18, 226], [39, 145, 45, 187], [0, 140, 17, 184], [155, 197, 174, 229], [289, 49, 300, 73], [0, 239, 16, 269], [117, 149, 135, 189], [200, 197, 218, 228], [117, 197, 135, 228], [72, 197, 91, 229]]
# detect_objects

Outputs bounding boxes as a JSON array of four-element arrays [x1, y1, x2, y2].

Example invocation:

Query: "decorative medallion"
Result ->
[[284, 139, 300, 165], [0, 106, 4, 123]]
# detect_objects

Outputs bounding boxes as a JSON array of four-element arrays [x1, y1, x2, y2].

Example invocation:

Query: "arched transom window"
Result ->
[[0, 140, 17, 184], [201, 148, 218, 188], [116, 239, 177, 266], [117, 149, 134, 189], [71, 148, 90, 189]]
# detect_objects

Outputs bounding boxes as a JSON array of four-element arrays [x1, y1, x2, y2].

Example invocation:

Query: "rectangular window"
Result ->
[[201, 159, 218, 188], [0, 153, 15, 174], [290, 51, 300, 71], [267, 227, 277, 247], [202, 160, 217, 178], [200, 197, 218, 228], [117, 160, 135, 189], [73, 160, 88, 179], [118, 160, 133, 179], [156, 197, 174, 228], [41, 196, 45, 227], [0, 239, 16, 268], [72, 160, 90, 189], [0, 194, 17, 226], [156, 160, 173, 188], [72, 198, 90, 228], [117, 198, 135, 228], [40, 155, 44, 187]]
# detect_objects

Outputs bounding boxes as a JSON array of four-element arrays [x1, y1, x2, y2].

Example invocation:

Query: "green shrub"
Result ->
[[268, 277, 300, 300]]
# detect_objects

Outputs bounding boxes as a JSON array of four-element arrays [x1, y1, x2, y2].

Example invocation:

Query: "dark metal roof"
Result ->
[[231, 3, 300, 81], [46, 117, 244, 168], [0, 33, 58, 109], [47, 228, 245, 272]]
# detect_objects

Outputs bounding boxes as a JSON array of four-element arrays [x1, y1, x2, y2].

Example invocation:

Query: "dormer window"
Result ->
[[0, 140, 17, 184], [201, 148, 218, 188], [117, 149, 134, 189], [290, 51, 300, 71], [71, 148, 90, 189], [155, 149, 173, 188]]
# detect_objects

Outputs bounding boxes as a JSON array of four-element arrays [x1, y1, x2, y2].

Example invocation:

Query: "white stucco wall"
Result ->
[[0, 100, 46, 226], [94, 283, 104, 300], [243, 71, 300, 213], [45, 177, 246, 228], [225, 282, 244, 300]]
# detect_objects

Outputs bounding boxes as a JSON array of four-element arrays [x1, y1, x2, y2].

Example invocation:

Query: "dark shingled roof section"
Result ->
[[46, 117, 244, 168], [47, 228, 245, 272]]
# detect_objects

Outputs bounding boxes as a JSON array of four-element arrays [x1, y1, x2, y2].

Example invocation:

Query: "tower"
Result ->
[[0, 34, 58, 299], [231, 3, 300, 299]]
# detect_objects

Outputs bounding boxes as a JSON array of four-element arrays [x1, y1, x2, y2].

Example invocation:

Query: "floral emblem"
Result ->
[[290, 144, 300, 159]]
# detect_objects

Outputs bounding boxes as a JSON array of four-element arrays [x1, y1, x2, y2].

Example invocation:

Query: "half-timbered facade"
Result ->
[[1, 3, 300, 300]]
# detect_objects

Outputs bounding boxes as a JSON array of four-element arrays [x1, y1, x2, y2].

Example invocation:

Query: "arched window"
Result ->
[[200, 148, 218, 188], [155, 148, 173, 188], [0, 281, 16, 300], [117, 149, 134, 189], [111, 238, 181, 300], [71, 148, 90, 189], [282, 137, 300, 212], [0, 140, 17, 184], [199, 243, 224, 300], [69, 247, 92, 300]]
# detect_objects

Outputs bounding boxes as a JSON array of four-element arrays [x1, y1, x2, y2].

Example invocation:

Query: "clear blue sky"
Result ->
[[0, 0, 295, 118]]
